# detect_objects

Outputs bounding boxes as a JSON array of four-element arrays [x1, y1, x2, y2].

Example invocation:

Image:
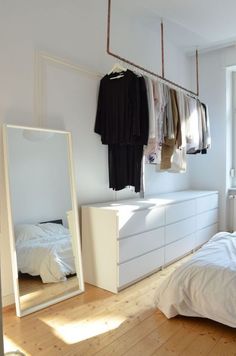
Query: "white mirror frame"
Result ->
[[2, 124, 85, 317]]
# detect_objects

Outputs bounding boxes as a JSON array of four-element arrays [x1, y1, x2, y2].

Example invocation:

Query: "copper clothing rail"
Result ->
[[106, 0, 199, 98]]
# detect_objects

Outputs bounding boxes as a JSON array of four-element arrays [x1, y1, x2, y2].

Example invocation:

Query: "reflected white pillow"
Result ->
[[39, 223, 69, 235], [15, 224, 47, 243]]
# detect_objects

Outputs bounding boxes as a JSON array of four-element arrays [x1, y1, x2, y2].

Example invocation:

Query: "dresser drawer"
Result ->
[[82, 191, 219, 294], [165, 200, 195, 224], [196, 194, 218, 214], [118, 207, 165, 238], [197, 209, 218, 230], [165, 233, 195, 265], [165, 216, 196, 245], [118, 227, 164, 263], [196, 223, 218, 247], [118, 247, 164, 288]]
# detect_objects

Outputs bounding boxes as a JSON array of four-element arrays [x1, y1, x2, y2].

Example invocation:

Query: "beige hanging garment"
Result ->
[[144, 80, 167, 164], [166, 91, 187, 173], [160, 88, 181, 170]]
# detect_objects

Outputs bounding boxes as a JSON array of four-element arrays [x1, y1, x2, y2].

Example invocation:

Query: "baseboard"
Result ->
[[2, 293, 14, 308]]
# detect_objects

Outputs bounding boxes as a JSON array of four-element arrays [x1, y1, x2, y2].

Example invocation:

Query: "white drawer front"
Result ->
[[118, 248, 164, 288], [118, 207, 165, 238], [165, 216, 196, 245], [118, 227, 164, 263], [197, 209, 218, 230], [196, 223, 218, 247], [165, 234, 195, 265], [196, 194, 218, 214], [165, 200, 195, 225]]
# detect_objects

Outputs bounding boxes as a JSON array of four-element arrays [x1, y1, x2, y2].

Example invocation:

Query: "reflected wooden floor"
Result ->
[[19, 275, 79, 311], [3, 256, 236, 356]]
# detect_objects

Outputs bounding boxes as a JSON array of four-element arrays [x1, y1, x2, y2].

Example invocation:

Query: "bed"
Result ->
[[155, 231, 236, 328], [15, 221, 76, 283]]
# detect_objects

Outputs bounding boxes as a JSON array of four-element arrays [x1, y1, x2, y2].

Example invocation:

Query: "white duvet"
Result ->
[[155, 232, 236, 327], [17, 234, 76, 283]]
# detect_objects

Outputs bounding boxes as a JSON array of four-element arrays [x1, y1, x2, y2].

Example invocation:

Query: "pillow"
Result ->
[[38, 222, 69, 235], [15, 224, 47, 243]]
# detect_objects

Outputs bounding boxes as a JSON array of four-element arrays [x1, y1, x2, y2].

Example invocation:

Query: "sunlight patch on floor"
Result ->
[[4, 335, 27, 355], [43, 315, 125, 344]]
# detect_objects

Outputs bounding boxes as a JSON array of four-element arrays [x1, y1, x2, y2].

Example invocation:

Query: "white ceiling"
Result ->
[[116, 0, 236, 53]]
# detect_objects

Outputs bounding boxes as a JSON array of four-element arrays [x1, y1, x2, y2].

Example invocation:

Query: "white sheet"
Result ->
[[17, 233, 76, 283], [155, 232, 236, 327]]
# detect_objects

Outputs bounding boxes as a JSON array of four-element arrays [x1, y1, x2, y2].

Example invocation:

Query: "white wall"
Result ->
[[0, 0, 193, 305], [188, 46, 236, 230], [7, 128, 72, 226]]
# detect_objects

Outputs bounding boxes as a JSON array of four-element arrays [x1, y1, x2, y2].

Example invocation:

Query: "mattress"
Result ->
[[155, 231, 236, 327]]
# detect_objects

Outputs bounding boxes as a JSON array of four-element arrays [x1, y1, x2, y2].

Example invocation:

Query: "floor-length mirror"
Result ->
[[3, 124, 84, 317]]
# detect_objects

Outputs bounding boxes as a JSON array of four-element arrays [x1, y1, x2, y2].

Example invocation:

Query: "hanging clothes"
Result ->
[[186, 98, 211, 154], [170, 91, 187, 173], [177, 91, 186, 149], [95, 69, 141, 144], [201, 102, 211, 151], [144, 77, 158, 164], [145, 83, 187, 172], [108, 145, 144, 192], [160, 91, 187, 173], [160, 88, 181, 170], [144, 76, 155, 139], [185, 95, 200, 154], [95, 66, 211, 190], [144, 81, 168, 165], [156, 81, 168, 160], [95, 69, 149, 193], [143, 78, 211, 174]]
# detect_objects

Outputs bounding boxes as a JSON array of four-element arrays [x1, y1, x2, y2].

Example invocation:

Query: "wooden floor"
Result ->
[[3, 256, 236, 356], [19, 275, 79, 311]]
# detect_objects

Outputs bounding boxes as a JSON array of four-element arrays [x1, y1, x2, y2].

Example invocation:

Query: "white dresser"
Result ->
[[81, 190, 219, 293]]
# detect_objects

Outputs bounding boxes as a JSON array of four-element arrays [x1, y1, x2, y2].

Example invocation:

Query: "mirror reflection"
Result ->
[[4, 125, 84, 316]]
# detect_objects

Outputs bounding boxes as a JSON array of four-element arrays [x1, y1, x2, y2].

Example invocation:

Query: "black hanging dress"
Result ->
[[95, 69, 149, 192]]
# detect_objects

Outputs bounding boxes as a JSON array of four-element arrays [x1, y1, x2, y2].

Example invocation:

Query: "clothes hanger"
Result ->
[[108, 62, 127, 75]]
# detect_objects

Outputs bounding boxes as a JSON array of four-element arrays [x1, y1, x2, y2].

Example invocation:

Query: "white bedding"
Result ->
[[17, 233, 76, 283], [155, 232, 236, 327]]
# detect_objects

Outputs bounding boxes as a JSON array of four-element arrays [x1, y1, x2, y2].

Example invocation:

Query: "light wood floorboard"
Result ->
[[19, 275, 79, 311], [3, 256, 236, 356]]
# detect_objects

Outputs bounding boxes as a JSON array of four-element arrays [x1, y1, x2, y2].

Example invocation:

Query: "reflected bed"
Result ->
[[15, 222, 76, 283]]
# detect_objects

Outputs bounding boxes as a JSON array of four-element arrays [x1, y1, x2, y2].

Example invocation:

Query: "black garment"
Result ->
[[95, 70, 149, 193], [95, 70, 149, 145], [108, 144, 144, 193]]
